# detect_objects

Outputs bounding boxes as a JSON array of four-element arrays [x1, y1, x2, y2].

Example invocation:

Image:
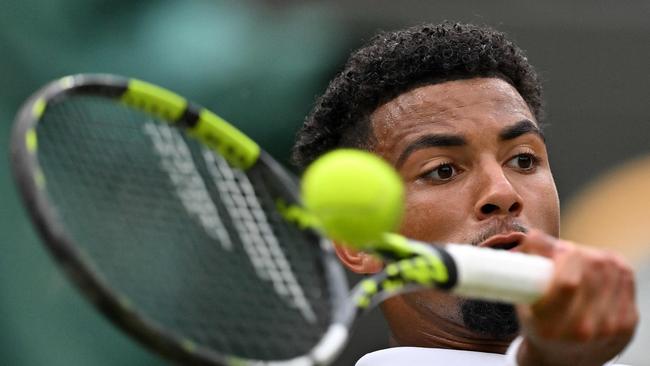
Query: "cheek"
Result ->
[[522, 175, 560, 235], [398, 184, 468, 242]]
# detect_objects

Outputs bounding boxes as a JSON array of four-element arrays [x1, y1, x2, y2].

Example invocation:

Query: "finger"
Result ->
[[562, 250, 611, 341], [515, 229, 568, 259], [573, 251, 637, 341], [524, 247, 584, 337], [612, 255, 638, 339], [594, 252, 625, 339]]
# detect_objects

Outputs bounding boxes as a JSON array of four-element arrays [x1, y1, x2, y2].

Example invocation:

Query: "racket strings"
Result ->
[[203, 150, 317, 323], [35, 95, 332, 360], [144, 121, 234, 250]]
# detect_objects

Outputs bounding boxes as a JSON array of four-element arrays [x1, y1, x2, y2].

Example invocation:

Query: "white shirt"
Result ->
[[355, 337, 628, 366], [357, 347, 508, 366]]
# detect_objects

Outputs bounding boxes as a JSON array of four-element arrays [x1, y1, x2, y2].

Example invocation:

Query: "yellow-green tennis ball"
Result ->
[[301, 149, 404, 248]]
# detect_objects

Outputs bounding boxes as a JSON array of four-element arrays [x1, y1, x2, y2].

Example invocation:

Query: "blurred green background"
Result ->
[[1, 1, 649, 365]]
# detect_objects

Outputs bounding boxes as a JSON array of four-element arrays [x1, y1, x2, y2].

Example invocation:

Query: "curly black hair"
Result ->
[[292, 22, 543, 169]]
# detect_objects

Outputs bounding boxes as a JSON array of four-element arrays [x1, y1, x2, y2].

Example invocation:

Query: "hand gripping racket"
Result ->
[[10, 74, 552, 366]]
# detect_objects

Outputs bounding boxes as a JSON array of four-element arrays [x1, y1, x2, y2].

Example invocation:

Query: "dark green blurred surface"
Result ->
[[2, 0, 649, 365], [0, 1, 348, 364]]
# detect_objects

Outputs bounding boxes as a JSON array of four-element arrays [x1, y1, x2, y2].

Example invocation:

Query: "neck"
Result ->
[[380, 294, 516, 354]]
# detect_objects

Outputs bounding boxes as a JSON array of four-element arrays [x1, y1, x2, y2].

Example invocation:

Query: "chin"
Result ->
[[460, 298, 520, 339]]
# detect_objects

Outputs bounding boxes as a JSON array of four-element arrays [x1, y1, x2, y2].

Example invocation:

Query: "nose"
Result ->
[[474, 163, 523, 220]]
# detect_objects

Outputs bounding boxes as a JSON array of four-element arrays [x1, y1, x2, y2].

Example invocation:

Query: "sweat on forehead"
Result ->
[[373, 78, 531, 126], [370, 78, 536, 159]]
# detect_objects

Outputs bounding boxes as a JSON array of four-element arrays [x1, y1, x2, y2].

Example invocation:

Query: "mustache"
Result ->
[[469, 221, 528, 246]]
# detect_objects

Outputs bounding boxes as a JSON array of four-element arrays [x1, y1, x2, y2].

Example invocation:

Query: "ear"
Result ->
[[333, 242, 383, 274]]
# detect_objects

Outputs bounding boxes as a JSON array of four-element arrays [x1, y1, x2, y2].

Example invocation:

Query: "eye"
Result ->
[[422, 162, 459, 182], [507, 153, 539, 171]]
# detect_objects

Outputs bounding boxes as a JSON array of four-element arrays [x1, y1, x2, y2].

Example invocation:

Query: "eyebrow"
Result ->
[[395, 119, 544, 168], [499, 119, 545, 142], [396, 134, 466, 168]]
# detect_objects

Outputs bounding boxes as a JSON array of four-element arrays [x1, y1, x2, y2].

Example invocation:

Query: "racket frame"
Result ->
[[10, 74, 350, 366]]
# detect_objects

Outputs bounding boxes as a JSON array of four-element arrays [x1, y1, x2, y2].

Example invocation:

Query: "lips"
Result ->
[[478, 232, 527, 250]]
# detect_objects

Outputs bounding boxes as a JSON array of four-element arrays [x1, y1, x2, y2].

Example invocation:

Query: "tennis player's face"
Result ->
[[370, 77, 560, 351]]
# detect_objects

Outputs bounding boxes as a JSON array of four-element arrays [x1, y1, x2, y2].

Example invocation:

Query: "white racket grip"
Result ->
[[445, 244, 553, 304]]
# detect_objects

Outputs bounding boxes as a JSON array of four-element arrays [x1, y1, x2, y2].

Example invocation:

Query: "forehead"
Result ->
[[370, 78, 536, 160]]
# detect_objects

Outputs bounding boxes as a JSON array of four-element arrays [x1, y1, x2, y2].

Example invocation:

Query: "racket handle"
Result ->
[[445, 244, 553, 304]]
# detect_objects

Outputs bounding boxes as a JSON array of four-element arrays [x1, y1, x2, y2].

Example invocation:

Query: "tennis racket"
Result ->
[[10, 74, 552, 366]]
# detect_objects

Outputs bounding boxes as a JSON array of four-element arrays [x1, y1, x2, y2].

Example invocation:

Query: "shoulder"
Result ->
[[355, 347, 506, 366]]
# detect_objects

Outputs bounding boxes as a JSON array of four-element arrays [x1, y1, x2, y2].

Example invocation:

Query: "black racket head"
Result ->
[[10, 74, 349, 365]]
